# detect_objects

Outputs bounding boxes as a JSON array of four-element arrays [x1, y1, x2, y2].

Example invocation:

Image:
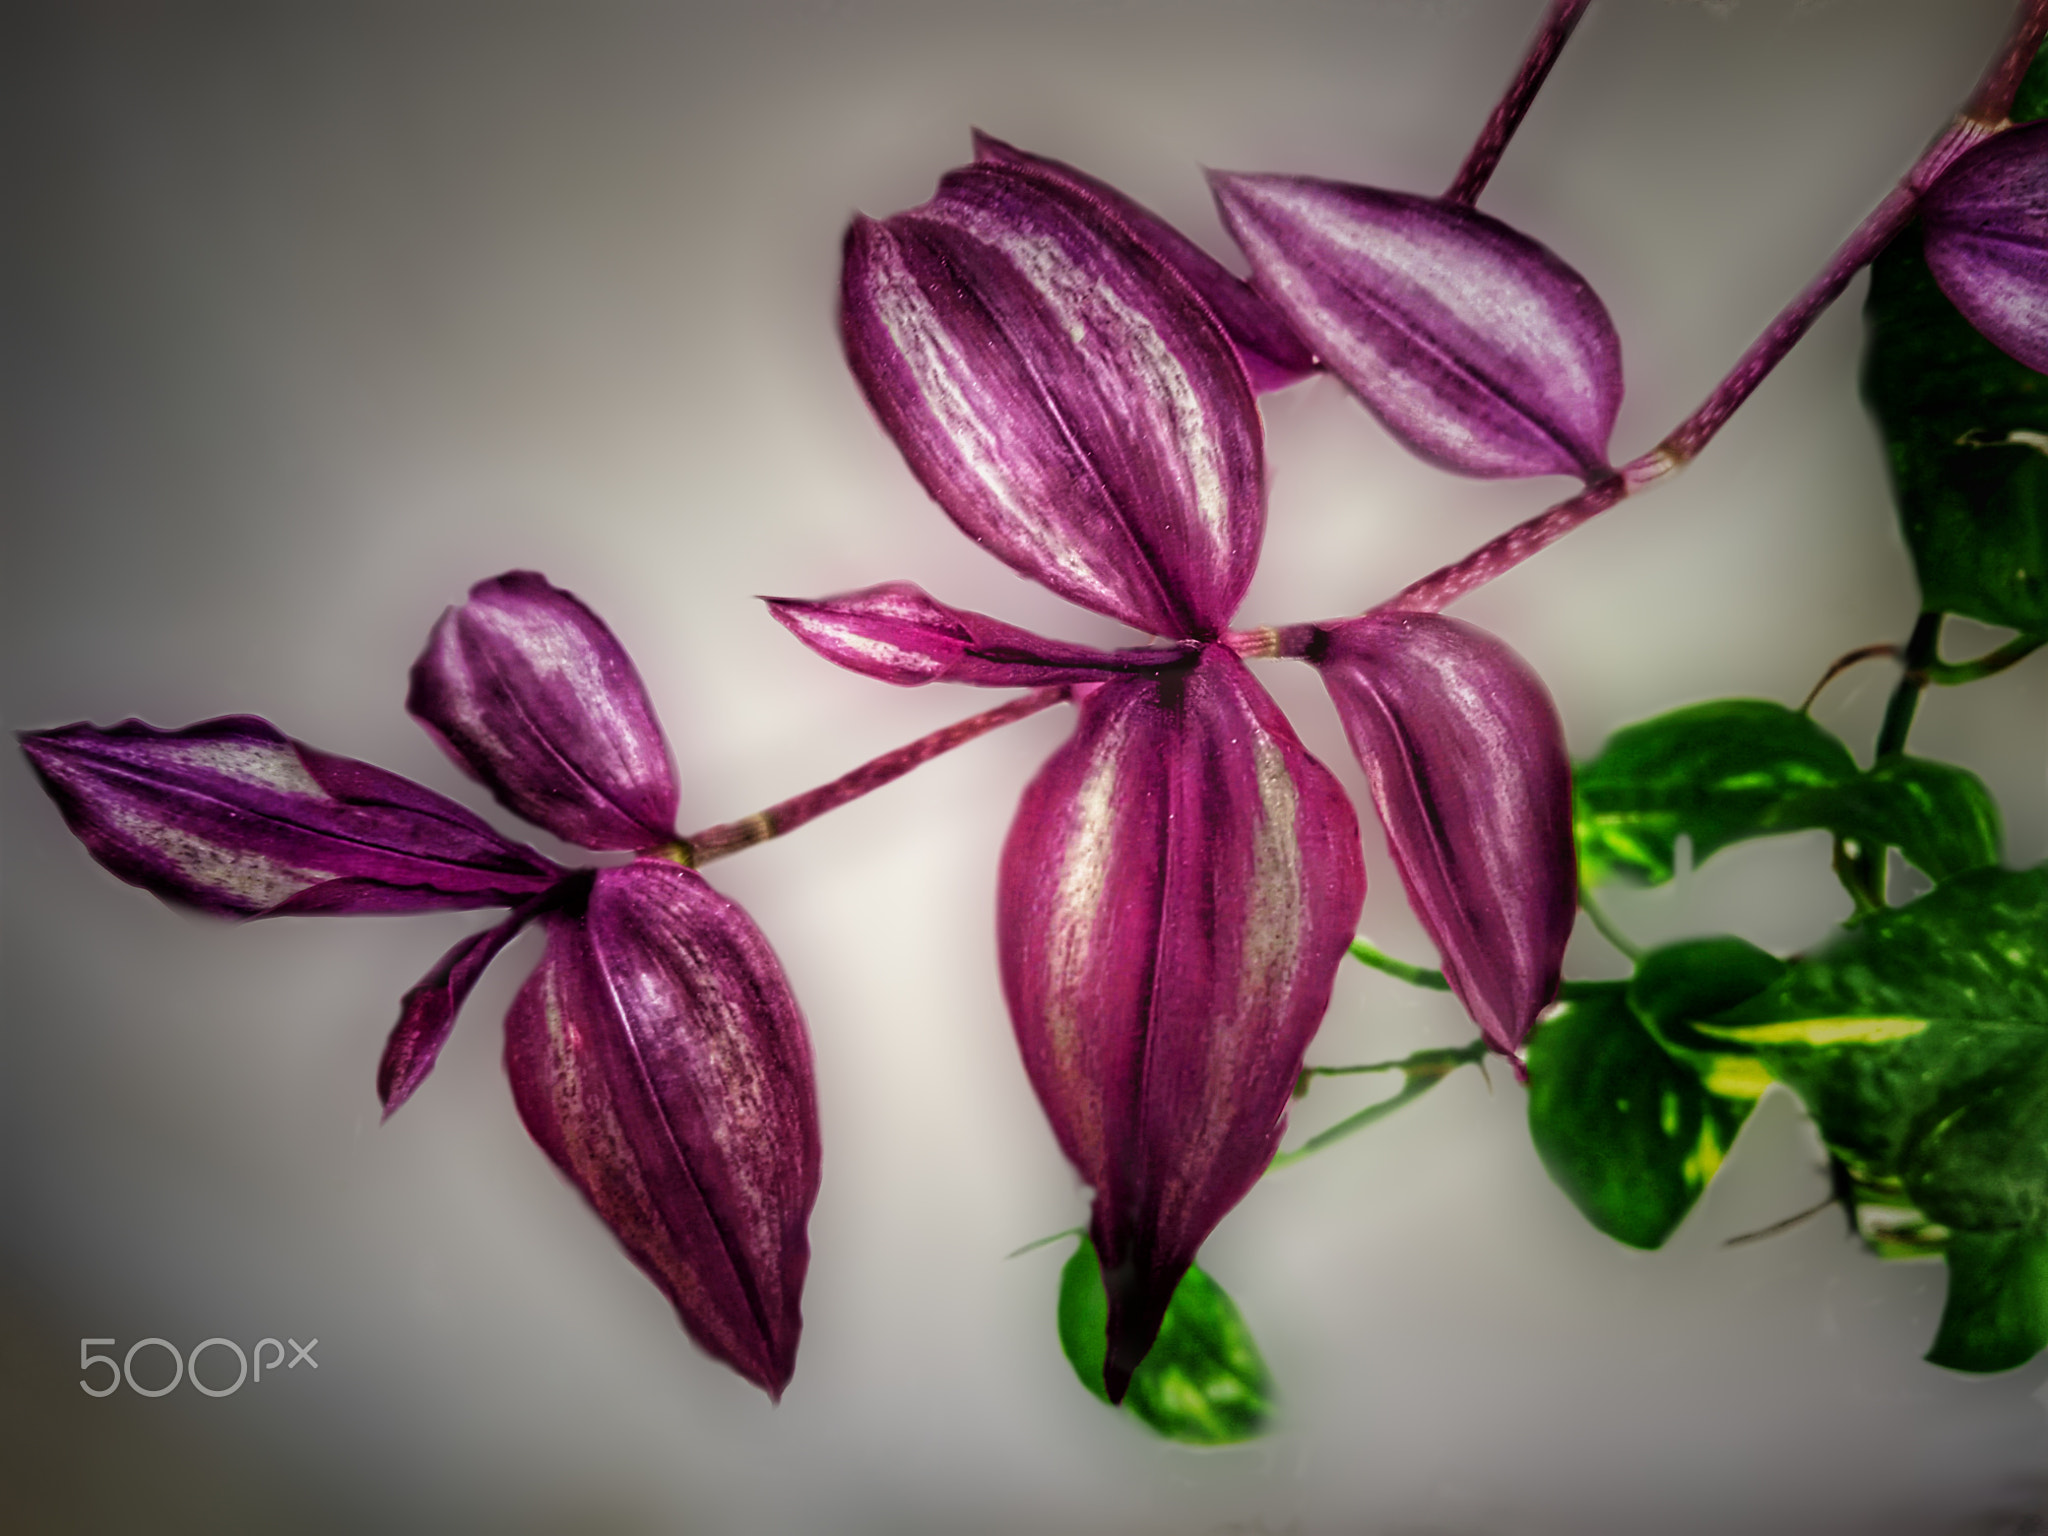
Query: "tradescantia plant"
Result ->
[[17, 0, 2048, 1449]]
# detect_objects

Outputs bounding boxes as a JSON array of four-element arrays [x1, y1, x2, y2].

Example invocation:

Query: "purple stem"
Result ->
[[682, 687, 1070, 864], [1368, 0, 2048, 617], [1445, 0, 1593, 207]]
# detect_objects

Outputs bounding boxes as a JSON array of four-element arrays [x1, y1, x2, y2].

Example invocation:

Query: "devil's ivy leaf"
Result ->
[[1825, 756, 2003, 884], [1525, 982, 1752, 1250], [1625, 936, 1784, 1100], [1700, 866, 2048, 1370], [1928, 1228, 2048, 1373], [1576, 702, 2004, 888], [1057, 1236, 1273, 1444], [1862, 229, 2048, 635], [1574, 701, 1857, 886]]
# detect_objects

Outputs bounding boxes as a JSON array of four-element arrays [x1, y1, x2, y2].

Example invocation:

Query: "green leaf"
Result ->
[[1698, 866, 2048, 1369], [1825, 756, 2002, 883], [1056, 1237, 1274, 1444], [1575, 701, 2005, 888], [1862, 229, 2048, 635], [1574, 701, 1857, 886], [1927, 1228, 2048, 1374], [1525, 983, 1752, 1250], [2015, 36, 2048, 123], [1626, 936, 1784, 1100]]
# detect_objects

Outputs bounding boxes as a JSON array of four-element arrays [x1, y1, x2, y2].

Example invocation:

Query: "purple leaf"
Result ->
[[972, 132, 1318, 392], [502, 859, 820, 1399], [842, 161, 1266, 640], [20, 716, 562, 918], [998, 646, 1364, 1400], [1211, 172, 1622, 481], [409, 571, 680, 852], [1314, 613, 1576, 1058], [1922, 121, 2048, 374], [765, 581, 1187, 688], [379, 903, 539, 1116]]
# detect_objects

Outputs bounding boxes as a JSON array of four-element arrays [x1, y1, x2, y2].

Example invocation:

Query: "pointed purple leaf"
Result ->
[[1314, 613, 1575, 1058], [409, 571, 679, 851], [502, 860, 820, 1399], [842, 162, 1266, 639], [1922, 121, 2048, 374], [765, 581, 1185, 688], [998, 646, 1364, 1400], [972, 132, 1318, 392], [20, 717, 562, 918], [379, 904, 538, 1116], [1211, 172, 1622, 481]]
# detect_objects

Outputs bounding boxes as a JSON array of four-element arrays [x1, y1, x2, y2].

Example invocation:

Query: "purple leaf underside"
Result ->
[[1923, 121, 2048, 375], [842, 161, 1266, 640], [766, 581, 1190, 688], [972, 131, 1318, 392], [410, 571, 680, 852], [20, 716, 561, 918], [1316, 612, 1576, 1057], [997, 645, 1364, 1400], [1212, 172, 1622, 481], [502, 859, 820, 1399]]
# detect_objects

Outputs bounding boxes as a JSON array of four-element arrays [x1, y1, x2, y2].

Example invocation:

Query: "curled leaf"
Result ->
[[19, 716, 561, 918], [1315, 613, 1575, 1057], [410, 571, 679, 851], [1211, 172, 1622, 480], [972, 132, 1317, 392], [765, 582, 1186, 688], [379, 904, 539, 1116], [1921, 122, 2048, 375], [842, 162, 1265, 639], [503, 859, 820, 1398], [999, 646, 1363, 1400]]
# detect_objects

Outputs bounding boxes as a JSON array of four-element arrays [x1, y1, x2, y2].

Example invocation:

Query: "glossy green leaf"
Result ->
[[1862, 229, 2048, 635], [1576, 702, 2004, 888], [1927, 1228, 2048, 1373], [1825, 756, 2002, 883], [1057, 1236, 1273, 1444], [1525, 983, 1751, 1249], [1701, 866, 2048, 1369], [1626, 936, 1784, 1100], [1574, 701, 1857, 886]]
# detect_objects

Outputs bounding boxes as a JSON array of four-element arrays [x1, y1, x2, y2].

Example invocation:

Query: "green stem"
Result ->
[[1850, 611, 1946, 907], [1577, 883, 1643, 963], [1346, 936, 1452, 990], [1923, 629, 2046, 686], [1873, 611, 1943, 761], [1274, 1041, 1488, 1170]]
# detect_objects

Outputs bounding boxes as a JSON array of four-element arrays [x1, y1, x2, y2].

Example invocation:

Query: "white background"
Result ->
[[5, 3, 2046, 1531]]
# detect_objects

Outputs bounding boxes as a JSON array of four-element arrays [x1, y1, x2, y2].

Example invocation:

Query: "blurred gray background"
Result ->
[[4, 2, 2046, 1532]]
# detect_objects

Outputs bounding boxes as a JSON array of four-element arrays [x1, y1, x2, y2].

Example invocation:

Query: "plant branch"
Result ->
[[1348, 935, 1453, 990], [1445, 0, 1592, 206], [681, 687, 1069, 864], [1274, 1041, 1488, 1170], [1799, 642, 1902, 714], [1374, 2, 2048, 615], [1923, 629, 2047, 685]]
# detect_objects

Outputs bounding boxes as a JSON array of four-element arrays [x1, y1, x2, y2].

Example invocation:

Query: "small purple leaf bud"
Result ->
[[1314, 613, 1576, 1057], [765, 581, 1187, 688], [409, 571, 680, 851], [379, 905, 537, 1116], [1210, 172, 1623, 481], [841, 162, 1266, 639], [503, 859, 820, 1399], [972, 132, 1319, 392], [999, 647, 1364, 1400], [1922, 120, 2048, 374], [19, 716, 561, 918]]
